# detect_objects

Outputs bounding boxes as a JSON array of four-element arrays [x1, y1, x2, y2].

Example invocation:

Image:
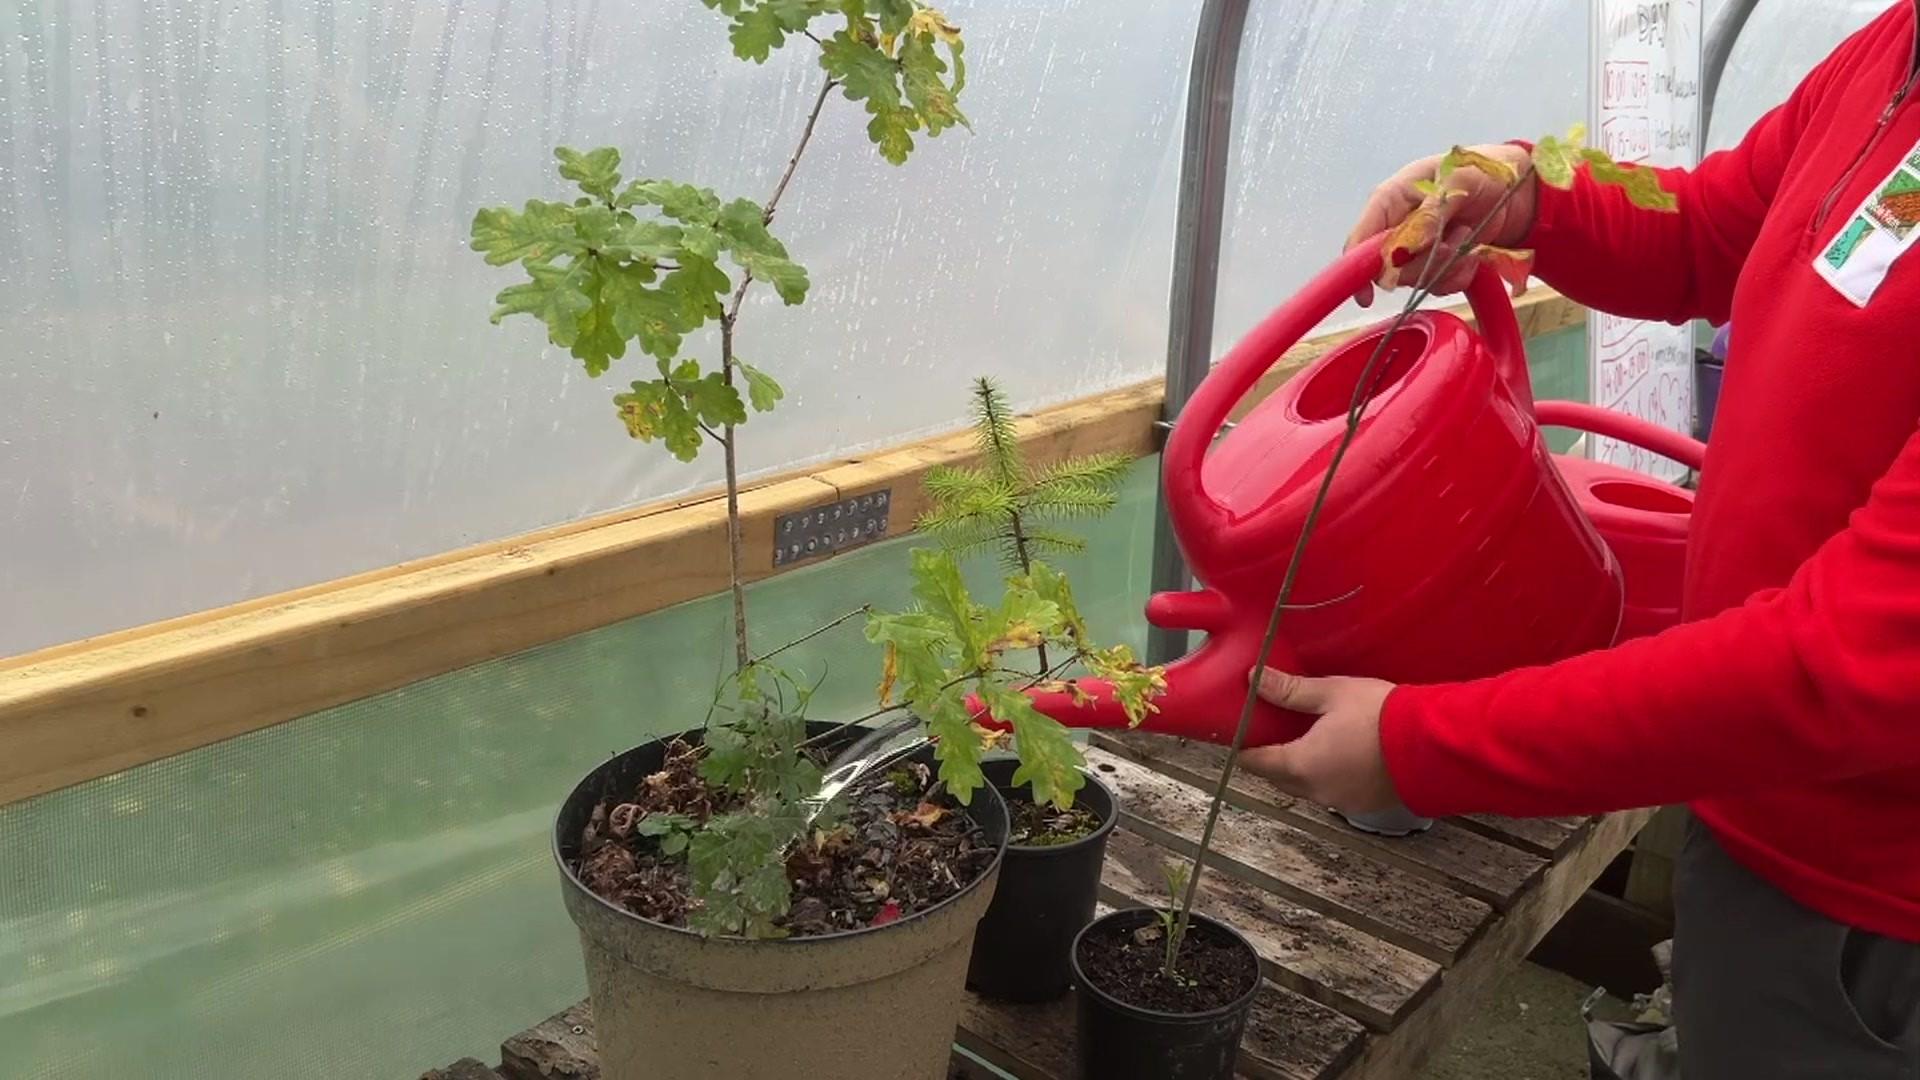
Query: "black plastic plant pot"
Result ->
[[965, 759, 1119, 1002], [1070, 908, 1262, 1080]]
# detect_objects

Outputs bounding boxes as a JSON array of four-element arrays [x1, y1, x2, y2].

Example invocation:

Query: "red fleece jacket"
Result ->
[[1381, 2, 1920, 941]]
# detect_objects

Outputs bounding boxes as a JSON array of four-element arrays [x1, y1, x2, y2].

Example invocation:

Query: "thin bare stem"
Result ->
[[1278, 584, 1364, 611], [764, 77, 837, 227], [751, 606, 873, 667], [715, 75, 839, 673], [723, 77, 838, 328], [720, 318, 751, 669], [1163, 172, 1533, 976]]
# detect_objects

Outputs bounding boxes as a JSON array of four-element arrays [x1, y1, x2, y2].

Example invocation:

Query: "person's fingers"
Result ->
[[1238, 743, 1310, 798], [1344, 155, 1441, 253], [1251, 667, 1338, 713]]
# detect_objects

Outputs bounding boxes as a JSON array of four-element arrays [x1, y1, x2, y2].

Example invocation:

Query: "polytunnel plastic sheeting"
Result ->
[[1209, 0, 1591, 353], [1704, 0, 1897, 154], [0, 0, 1190, 657]]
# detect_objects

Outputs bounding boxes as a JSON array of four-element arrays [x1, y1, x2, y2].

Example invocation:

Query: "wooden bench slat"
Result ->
[[958, 993, 1077, 1079], [1086, 748, 1492, 963], [1240, 987, 1370, 1080], [1093, 733, 1548, 909], [500, 1002, 596, 1080], [1099, 829, 1438, 1032], [1456, 813, 1584, 857]]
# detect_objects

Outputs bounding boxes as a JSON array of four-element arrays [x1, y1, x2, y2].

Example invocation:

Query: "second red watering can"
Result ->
[[1534, 400, 1704, 640], [1003, 239, 1626, 748]]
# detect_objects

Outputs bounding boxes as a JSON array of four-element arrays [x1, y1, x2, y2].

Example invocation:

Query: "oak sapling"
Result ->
[[473, 0, 1163, 943]]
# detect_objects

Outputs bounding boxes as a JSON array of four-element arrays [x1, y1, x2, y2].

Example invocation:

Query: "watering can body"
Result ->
[[1534, 401, 1704, 641], [1013, 242, 1625, 748]]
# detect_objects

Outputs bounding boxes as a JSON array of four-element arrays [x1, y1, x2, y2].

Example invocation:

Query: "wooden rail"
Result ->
[[0, 293, 1583, 807]]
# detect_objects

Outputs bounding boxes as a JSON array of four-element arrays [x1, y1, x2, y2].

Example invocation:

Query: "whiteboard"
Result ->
[[1587, 0, 1703, 481]]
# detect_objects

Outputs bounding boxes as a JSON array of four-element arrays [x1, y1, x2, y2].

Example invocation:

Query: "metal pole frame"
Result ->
[[1147, 0, 1251, 665], [1701, 0, 1762, 146]]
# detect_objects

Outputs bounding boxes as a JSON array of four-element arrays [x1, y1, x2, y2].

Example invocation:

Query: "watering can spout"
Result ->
[[973, 624, 1311, 749]]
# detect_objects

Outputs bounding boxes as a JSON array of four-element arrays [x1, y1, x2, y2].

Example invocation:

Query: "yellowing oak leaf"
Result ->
[[988, 622, 1044, 652], [974, 723, 1013, 753], [876, 641, 900, 705], [1472, 245, 1535, 297], [1446, 146, 1518, 185], [1379, 188, 1466, 289], [908, 6, 962, 44], [1531, 135, 1583, 190], [1582, 150, 1679, 212]]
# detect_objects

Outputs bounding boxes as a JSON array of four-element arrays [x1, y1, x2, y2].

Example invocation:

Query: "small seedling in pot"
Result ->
[[1132, 861, 1196, 989]]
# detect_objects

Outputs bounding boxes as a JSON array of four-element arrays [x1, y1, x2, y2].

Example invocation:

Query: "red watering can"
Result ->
[[998, 239, 1625, 748], [1533, 400, 1704, 640]]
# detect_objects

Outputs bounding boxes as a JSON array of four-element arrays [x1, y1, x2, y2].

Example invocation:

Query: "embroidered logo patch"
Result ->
[[1815, 151, 1920, 307]]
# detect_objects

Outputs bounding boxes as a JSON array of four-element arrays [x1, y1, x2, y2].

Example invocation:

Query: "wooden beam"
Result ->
[[0, 293, 1583, 808], [1622, 804, 1689, 920]]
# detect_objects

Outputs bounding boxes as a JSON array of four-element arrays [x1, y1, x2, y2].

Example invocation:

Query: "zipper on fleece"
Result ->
[[1808, 57, 1920, 240]]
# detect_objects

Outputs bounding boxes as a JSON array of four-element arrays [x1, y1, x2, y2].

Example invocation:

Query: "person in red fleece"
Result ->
[[1240, 4, 1920, 1075]]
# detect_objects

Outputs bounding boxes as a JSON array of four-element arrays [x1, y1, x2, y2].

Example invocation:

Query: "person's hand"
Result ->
[[1238, 667, 1403, 815], [1345, 143, 1537, 307]]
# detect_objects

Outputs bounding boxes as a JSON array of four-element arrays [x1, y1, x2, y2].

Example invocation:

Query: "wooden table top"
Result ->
[[428, 732, 1649, 1080]]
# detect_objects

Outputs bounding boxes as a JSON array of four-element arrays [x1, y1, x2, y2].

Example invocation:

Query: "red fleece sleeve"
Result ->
[[1524, 41, 1854, 327], [1380, 421, 1920, 819]]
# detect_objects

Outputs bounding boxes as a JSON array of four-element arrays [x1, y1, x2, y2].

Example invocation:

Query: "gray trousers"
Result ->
[[1672, 813, 1920, 1078]]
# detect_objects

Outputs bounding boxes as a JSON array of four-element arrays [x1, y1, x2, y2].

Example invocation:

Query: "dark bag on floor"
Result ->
[[1586, 1016, 1679, 1080]]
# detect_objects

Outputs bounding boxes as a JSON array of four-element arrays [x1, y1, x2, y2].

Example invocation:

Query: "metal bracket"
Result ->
[[772, 489, 891, 567], [1151, 418, 1236, 439]]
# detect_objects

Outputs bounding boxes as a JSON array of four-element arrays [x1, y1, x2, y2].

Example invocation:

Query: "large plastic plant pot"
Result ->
[[553, 724, 1009, 1080], [965, 758, 1118, 1002], [1070, 908, 1261, 1080]]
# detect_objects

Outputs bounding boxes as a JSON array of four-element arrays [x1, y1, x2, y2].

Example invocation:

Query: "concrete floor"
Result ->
[[1420, 962, 1600, 1080]]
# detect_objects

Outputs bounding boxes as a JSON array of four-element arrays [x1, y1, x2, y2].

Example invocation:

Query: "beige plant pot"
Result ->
[[554, 731, 1009, 1080]]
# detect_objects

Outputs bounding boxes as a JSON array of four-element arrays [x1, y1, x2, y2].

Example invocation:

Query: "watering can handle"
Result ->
[[1534, 399, 1707, 470], [1164, 234, 1531, 543]]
